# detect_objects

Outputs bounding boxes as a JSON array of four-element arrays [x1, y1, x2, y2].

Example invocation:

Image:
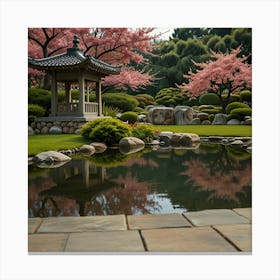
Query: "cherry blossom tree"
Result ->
[[28, 28, 159, 90], [177, 47, 252, 112]]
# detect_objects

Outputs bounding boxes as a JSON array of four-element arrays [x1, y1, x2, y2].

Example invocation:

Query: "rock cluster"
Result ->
[[29, 120, 87, 134], [159, 131, 200, 148], [146, 106, 252, 126]]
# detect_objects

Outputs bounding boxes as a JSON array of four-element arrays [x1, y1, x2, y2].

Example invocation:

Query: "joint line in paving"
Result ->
[[181, 213, 195, 227], [33, 219, 43, 234], [211, 226, 242, 252], [63, 233, 70, 252], [138, 230, 148, 252], [125, 215, 130, 230]]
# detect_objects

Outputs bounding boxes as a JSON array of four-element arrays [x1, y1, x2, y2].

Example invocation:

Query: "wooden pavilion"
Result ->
[[28, 35, 121, 121]]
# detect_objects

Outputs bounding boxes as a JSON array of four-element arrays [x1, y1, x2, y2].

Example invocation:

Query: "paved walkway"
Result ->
[[28, 208, 251, 253]]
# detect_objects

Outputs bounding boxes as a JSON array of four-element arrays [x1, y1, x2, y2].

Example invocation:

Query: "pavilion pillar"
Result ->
[[65, 82, 71, 103], [96, 80, 102, 116], [78, 74, 85, 116], [50, 72, 58, 116]]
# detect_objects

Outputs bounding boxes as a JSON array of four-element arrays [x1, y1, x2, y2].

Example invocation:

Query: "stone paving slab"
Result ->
[[127, 213, 192, 230], [233, 208, 252, 221], [28, 218, 42, 234], [29, 233, 68, 252], [38, 215, 126, 233], [184, 209, 250, 227], [65, 231, 144, 252], [141, 227, 237, 252], [213, 224, 252, 252]]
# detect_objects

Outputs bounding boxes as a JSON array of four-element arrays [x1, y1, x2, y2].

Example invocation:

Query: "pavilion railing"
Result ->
[[85, 102, 98, 113], [57, 102, 79, 114], [57, 101, 98, 115]]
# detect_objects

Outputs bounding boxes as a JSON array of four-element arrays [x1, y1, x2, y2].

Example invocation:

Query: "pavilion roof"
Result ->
[[28, 35, 122, 76]]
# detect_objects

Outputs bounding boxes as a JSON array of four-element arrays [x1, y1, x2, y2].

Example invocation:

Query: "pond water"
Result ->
[[28, 144, 252, 217]]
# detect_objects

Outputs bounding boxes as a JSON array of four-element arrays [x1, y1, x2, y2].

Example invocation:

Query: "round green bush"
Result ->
[[28, 104, 46, 124], [227, 107, 252, 121], [135, 94, 154, 108], [81, 118, 132, 146], [199, 93, 221, 105], [131, 124, 154, 143], [102, 93, 139, 112], [200, 108, 222, 114], [120, 111, 138, 124], [154, 87, 183, 107], [240, 90, 252, 102], [225, 102, 250, 114], [28, 88, 51, 111]]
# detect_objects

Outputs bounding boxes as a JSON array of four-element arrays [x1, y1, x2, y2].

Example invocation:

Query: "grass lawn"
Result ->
[[151, 125, 252, 137], [28, 125, 251, 156], [28, 134, 89, 156]]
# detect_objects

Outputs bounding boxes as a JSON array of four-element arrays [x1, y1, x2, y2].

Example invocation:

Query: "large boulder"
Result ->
[[174, 106, 193, 125], [197, 112, 209, 121], [169, 133, 200, 148], [227, 119, 241, 125], [212, 113, 227, 125], [80, 145, 95, 156], [33, 151, 71, 164], [119, 137, 145, 154], [190, 118, 201, 125], [90, 142, 107, 153], [147, 107, 174, 125], [159, 131, 173, 147]]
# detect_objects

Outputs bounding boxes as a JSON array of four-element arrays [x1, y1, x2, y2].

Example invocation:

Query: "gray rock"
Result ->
[[190, 118, 201, 125], [170, 133, 200, 147], [90, 142, 107, 153], [147, 107, 174, 125], [159, 131, 173, 147], [174, 106, 193, 125], [212, 113, 227, 125], [208, 136, 224, 142], [46, 122, 53, 128], [62, 127, 69, 134], [33, 151, 71, 164], [197, 112, 209, 121], [34, 129, 40, 134], [68, 127, 75, 134], [75, 128, 82, 134], [227, 119, 241, 125], [30, 122, 36, 129], [80, 145, 95, 156], [230, 140, 244, 148], [49, 126, 62, 134], [40, 126, 49, 134], [119, 137, 145, 154], [244, 118, 252, 125], [201, 120, 211, 125], [28, 126, 34, 135]]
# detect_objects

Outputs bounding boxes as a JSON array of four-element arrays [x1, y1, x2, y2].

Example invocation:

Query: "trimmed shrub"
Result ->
[[200, 108, 222, 114], [199, 93, 221, 105], [28, 104, 46, 124], [120, 111, 138, 124], [81, 118, 131, 146], [132, 124, 154, 143], [225, 102, 250, 114], [102, 93, 139, 112], [199, 104, 215, 110], [209, 114, 215, 122], [240, 90, 252, 103], [28, 88, 51, 112], [135, 94, 155, 108], [154, 87, 184, 107], [227, 108, 252, 121]]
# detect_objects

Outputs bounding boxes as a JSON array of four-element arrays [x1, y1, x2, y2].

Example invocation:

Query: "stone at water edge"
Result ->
[[33, 151, 71, 164], [119, 137, 145, 155], [90, 142, 107, 153], [230, 140, 244, 148], [80, 145, 95, 156]]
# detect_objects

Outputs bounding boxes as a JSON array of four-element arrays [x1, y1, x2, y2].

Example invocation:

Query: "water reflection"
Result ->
[[28, 144, 251, 217]]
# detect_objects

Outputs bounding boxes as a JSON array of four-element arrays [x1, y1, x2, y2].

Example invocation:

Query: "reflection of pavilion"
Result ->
[[39, 160, 123, 216]]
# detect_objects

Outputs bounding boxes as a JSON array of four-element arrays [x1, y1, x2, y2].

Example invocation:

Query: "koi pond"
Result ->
[[28, 143, 251, 217]]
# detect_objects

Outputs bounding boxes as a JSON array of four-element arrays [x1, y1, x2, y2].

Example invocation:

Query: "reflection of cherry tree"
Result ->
[[181, 158, 251, 204], [85, 172, 160, 215], [29, 178, 80, 217], [119, 157, 159, 168]]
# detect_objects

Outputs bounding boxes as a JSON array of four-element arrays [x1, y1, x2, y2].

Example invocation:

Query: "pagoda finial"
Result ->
[[73, 35, 80, 48]]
